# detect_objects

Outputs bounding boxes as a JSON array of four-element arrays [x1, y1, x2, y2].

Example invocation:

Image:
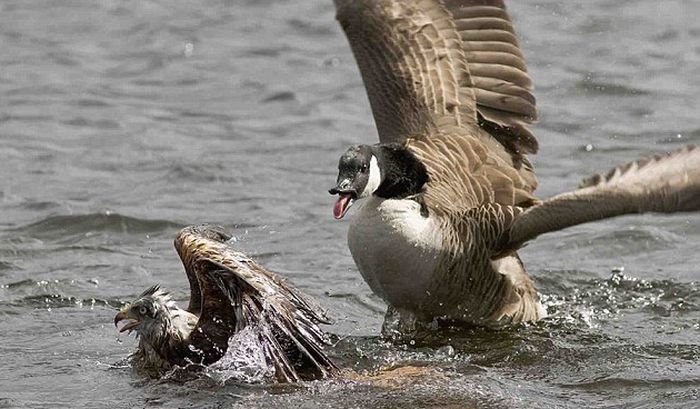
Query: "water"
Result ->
[[1, 0, 699, 407]]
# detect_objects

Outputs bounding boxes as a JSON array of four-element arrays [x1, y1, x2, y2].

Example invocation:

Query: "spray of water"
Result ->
[[204, 323, 275, 384]]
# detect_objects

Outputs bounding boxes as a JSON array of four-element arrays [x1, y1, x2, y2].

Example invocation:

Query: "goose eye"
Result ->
[[138, 306, 148, 315], [361, 164, 368, 173]]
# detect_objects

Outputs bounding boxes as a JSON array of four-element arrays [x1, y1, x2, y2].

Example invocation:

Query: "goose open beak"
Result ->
[[332, 193, 354, 219], [329, 181, 356, 219]]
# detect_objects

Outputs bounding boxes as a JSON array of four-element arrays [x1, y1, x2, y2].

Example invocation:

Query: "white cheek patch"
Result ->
[[361, 155, 382, 198]]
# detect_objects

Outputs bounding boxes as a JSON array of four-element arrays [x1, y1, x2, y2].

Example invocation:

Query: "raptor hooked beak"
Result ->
[[329, 184, 356, 219], [114, 308, 141, 333]]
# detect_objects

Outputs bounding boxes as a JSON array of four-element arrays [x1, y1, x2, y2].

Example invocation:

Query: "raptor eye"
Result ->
[[138, 306, 148, 315]]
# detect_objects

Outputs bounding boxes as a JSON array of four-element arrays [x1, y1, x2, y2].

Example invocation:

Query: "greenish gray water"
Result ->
[[1, 0, 699, 407]]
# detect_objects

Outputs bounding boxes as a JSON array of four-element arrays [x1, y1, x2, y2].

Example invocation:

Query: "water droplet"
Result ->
[[437, 345, 455, 357], [184, 42, 194, 57], [321, 57, 341, 67], [585, 144, 594, 152]]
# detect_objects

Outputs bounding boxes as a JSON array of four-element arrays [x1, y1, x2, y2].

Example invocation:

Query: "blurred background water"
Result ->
[[1, 0, 699, 408]]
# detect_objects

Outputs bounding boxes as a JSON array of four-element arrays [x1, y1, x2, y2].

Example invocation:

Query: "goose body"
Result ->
[[329, 0, 700, 333], [348, 196, 442, 310], [349, 195, 542, 326]]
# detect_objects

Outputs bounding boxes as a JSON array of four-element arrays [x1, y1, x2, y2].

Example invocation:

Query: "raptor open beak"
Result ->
[[114, 309, 141, 333]]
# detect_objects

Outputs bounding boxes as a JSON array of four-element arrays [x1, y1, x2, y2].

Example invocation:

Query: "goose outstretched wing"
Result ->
[[499, 146, 700, 253], [335, 0, 537, 155]]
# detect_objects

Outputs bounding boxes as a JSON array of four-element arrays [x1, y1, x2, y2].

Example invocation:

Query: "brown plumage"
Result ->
[[115, 225, 337, 382], [331, 0, 700, 333]]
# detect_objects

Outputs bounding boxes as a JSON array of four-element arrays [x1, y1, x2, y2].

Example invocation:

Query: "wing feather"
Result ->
[[176, 261, 239, 366], [174, 224, 231, 315], [174, 225, 337, 381], [445, 0, 538, 154], [499, 146, 700, 254], [409, 133, 537, 214], [240, 293, 300, 383], [335, 0, 477, 143]]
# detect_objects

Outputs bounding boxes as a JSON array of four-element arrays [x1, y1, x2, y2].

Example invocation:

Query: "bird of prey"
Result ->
[[114, 225, 337, 382], [328, 0, 700, 335]]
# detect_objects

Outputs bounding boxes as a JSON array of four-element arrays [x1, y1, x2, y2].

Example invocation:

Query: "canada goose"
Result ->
[[328, 0, 700, 334], [114, 225, 337, 382]]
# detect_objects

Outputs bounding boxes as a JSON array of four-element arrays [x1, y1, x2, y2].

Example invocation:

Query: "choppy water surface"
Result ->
[[1, 0, 699, 407]]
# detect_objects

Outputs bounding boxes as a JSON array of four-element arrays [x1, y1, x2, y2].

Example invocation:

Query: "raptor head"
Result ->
[[114, 285, 181, 344]]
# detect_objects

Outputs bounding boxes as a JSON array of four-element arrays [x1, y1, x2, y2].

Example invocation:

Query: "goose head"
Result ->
[[329, 145, 382, 219]]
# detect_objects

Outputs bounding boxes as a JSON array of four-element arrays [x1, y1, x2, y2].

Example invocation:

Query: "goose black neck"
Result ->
[[373, 144, 428, 200]]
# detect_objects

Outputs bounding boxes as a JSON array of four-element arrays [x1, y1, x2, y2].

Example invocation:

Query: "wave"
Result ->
[[0, 277, 123, 310], [9, 212, 183, 241]]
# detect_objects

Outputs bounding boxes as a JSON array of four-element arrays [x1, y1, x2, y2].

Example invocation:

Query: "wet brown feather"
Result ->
[[174, 225, 337, 381]]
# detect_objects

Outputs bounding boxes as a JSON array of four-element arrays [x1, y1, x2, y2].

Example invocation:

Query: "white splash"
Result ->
[[204, 324, 274, 384]]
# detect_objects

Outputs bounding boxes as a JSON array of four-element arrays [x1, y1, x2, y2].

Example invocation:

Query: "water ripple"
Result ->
[[9, 212, 182, 241]]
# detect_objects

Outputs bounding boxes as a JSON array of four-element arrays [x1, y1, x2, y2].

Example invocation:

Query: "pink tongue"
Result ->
[[333, 194, 352, 219]]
